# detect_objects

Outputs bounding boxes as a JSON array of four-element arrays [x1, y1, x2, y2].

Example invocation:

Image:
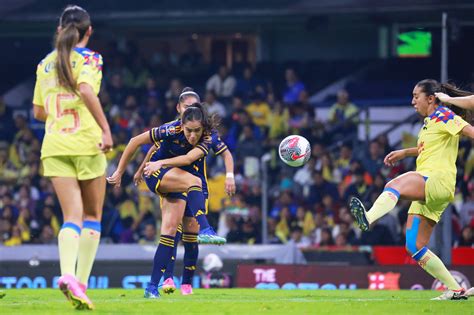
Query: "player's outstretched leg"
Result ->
[[198, 226, 226, 245], [349, 197, 369, 231], [186, 187, 226, 245]]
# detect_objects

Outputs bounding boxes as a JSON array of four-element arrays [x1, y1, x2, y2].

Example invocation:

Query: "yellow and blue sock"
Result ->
[[366, 188, 400, 224], [58, 222, 81, 276], [408, 217, 461, 290], [150, 234, 175, 285], [182, 233, 199, 285], [187, 186, 210, 231], [412, 247, 461, 290], [76, 220, 101, 286], [164, 224, 182, 280]]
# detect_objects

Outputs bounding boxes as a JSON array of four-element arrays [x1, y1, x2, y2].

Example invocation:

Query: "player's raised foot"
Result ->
[[162, 278, 176, 294], [431, 289, 467, 300], [349, 197, 369, 232], [462, 287, 474, 298], [198, 227, 226, 245], [181, 284, 193, 295], [144, 282, 160, 299], [58, 274, 94, 310]]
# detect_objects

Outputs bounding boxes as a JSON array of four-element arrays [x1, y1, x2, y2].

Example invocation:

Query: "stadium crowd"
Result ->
[[0, 42, 473, 248]]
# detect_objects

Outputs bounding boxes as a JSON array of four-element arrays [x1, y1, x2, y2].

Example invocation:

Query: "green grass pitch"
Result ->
[[1, 289, 472, 314]]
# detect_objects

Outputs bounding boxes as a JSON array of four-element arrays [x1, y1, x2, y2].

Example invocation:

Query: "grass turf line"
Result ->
[[1, 289, 472, 315]]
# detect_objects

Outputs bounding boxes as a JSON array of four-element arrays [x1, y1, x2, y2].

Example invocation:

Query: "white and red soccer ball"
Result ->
[[278, 135, 311, 167]]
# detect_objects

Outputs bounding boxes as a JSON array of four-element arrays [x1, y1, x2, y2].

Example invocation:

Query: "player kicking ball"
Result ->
[[350, 79, 474, 300]]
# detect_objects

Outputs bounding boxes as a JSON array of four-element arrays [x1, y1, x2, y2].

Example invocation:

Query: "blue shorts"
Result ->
[[144, 166, 171, 195], [145, 167, 208, 217]]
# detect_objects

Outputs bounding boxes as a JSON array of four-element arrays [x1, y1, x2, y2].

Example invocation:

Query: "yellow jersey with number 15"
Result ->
[[33, 47, 103, 158], [416, 106, 468, 181]]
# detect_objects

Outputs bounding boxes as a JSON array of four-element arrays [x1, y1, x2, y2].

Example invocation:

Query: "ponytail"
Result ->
[[416, 79, 471, 120], [55, 23, 79, 92], [55, 5, 91, 93]]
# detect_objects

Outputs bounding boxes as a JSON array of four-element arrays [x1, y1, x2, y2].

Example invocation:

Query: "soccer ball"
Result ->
[[278, 135, 311, 167]]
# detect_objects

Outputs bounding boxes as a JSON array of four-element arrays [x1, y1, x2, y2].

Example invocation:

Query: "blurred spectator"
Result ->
[[308, 171, 340, 205], [342, 167, 369, 204], [267, 217, 284, 244], [271, 191, 299, 219], [0, 97, 16, 143], [328, 89, 359, 142], [206, 65, 236, 98], [107, 73, 128, 106], [235, 66, 259, 100], [288, 226, 311, 248], [268, 101, 289, 140], [362, 141, 385, 178], [4, 224, 23, 246], [335, 144, 353, 178], [165, 78, 184, 101], [123, 56, 150, 89], [319, 227, 334, 246], [456, 226, 473, 246], [179, 40, 203, 69], [246, 91, 271, 130], [459, 181, 474, 228], [38, 225, 56, 244], [139, 223, 158, 245], [205, 90, 227, 118], [283, 68, 305, 105], [376, 134, 393, 156]]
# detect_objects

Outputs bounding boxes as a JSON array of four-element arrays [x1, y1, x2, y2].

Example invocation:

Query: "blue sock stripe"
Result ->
[[412, 246, 428, 261], [83, 220, 101, 232], [383, 187, 400, 199], [406, 216, 421, 254], [61, 222, 81, 235]]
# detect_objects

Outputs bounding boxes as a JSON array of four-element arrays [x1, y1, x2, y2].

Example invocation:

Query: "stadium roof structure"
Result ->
[[0, 0, 473, 38], [2, 0, 474, 22]]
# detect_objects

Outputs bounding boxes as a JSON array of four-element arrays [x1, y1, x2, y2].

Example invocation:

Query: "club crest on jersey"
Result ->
[[45, 62, 55, 73], [166, 126, 176, 135]]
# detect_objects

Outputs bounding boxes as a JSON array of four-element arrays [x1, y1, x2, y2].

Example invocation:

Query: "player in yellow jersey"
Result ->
[[32, 5, 112, 310], [349, 79, 474, 300]]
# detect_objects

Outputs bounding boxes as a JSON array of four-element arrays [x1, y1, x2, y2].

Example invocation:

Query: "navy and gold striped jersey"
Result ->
[[149, 119, 228, 195], [149, 119, 210, 161], [183, 130, 228, 196]]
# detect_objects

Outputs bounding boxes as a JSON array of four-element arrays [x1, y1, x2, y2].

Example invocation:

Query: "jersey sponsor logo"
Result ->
[[417, 141, 425, 155]]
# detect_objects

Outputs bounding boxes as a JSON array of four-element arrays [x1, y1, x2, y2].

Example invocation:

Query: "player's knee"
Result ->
[[385, 178, 399, 191], [161, 221, 178, 236], [405, 236, 427, 256], [189, 174, 202, 188]]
